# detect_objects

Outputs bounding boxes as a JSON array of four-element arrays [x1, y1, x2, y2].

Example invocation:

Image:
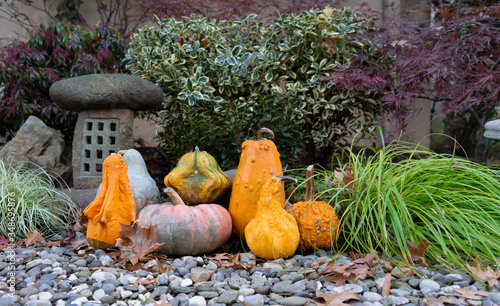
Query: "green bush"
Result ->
[[0, 161, 80, 240], [0, 23, 127, 141], [124, 7, 380, 168]]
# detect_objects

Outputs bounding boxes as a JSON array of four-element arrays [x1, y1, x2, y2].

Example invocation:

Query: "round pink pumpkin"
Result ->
[[137, 187, 232, 256]]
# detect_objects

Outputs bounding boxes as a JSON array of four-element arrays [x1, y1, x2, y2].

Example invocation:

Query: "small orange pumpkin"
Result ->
[[229, 128, 284, 238], [289, 165, 339, 249], [83, 153, 136, 249]]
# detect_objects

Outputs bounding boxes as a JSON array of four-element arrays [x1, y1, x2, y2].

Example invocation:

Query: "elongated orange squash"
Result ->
[[84, 153, 136, 249], [229, 128, 284, 238]]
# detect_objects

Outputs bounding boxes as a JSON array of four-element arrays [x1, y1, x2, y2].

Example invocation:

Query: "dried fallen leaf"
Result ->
[[204, 253, 252, 269], [329, 167, 356, 190], [323, 36, 341, 55], [453, 286, 490, 300], [204, 252, 231, 264], [222, 253, 253, 269], [351, 251, 376, 265], [155, 257, 167, 274], [406, 240, 430, 267], [465, 258, 500, 287], [125, 261, 145, 271], [321, 260, 375, 286], [71, 236, 92, 250], [382, 273, 391, 297], [47, 240, 61, 247], [308, 289, 359, 306], [131, 277, 157, 287], [24, 229, 46, 246], [73, 211, 88, 234], [59, 227, 76, 247], [138, 196, 154, 209], [421, 295, 467, 306], [154, 296, 171, 306], [321, 251, 378, 286], [285, 183, 300, 204], [115, 221, 164, 265]]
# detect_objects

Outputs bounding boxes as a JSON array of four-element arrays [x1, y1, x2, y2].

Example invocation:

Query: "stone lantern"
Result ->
[[50, 74, 164, 188], [484, 119, 500, 140]]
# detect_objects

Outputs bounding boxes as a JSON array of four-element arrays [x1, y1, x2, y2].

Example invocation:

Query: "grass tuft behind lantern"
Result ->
[[292, 135, 500, 270], [0, 161, 80, 240]]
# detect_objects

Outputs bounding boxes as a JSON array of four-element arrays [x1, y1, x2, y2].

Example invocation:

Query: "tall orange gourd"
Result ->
[[229, 128, 284, 238], [84, 153, 136, 249]]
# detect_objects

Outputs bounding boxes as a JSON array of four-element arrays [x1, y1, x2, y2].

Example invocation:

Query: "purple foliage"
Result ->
[[0, 23, 127, 139], [324, 4, 500, 141]]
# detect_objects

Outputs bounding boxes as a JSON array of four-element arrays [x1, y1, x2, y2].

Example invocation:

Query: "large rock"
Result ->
[[49, 73, 164, 111], [0, 116, 70, 180], [484, 119, 500, 140]]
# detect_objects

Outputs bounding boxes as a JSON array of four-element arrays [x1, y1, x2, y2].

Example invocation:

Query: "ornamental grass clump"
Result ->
[[312, 137, 500, 270], [0, 161, 80, 240]]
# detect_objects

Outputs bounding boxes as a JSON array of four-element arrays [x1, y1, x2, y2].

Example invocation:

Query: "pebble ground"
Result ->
[[1, 232, 499, 306]]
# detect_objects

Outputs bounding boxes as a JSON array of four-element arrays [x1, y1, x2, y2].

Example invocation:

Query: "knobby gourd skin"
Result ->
[[245, 176, 300, 259], [290, 165, 339, 249], [137, 187, 232, 256], [84, 154, 136, 249], [229, 128, 284, 239], [164, 147, 231, 204], [291, 201, 339, 249]]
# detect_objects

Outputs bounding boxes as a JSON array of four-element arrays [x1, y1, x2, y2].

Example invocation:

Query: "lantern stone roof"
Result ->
[[49, 73, 164, 112]]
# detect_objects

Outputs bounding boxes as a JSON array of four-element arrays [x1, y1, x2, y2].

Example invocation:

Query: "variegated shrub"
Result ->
[[124, 7, 380, 167]]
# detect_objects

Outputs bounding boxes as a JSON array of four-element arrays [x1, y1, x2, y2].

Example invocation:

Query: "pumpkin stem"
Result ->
[[164, 187, 186, 206], [276, 175, 297, 183], [305, 165, 315, 202], [194, 146, 200, 152], [255, 128, 275, 140]]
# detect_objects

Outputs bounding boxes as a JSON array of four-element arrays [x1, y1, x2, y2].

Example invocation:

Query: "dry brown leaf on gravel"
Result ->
[[131, 277, 157, 287], [465, 258, 500, 287], [155, 257, 168, 273], [24, 229, 46, 246], [223, 253, 253, 269], [453, 287, 490, 300], [204, 253, 253, 269], [115, 222, 164, 265], [307, 289, 360, 306], [154, 297, 172, 306], [421, 295, 467, 306], [405, 240, 430, 267], [320, 260, 375, 286], [382, 273, 391, 297], [47, 240, 61, 247], [71, 236, 92, 251], [320, 251, 376, 286], [73, 211, 88, 234]]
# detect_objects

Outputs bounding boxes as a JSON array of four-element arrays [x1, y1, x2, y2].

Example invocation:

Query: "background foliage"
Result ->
[[0, 23, 126, 140], [124, 8, 381, 169], [0, 0, 332, 38], [326, 4, 500, 162]]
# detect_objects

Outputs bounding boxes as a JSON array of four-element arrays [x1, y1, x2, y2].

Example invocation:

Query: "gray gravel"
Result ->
[[1, 233, 499, 305]]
